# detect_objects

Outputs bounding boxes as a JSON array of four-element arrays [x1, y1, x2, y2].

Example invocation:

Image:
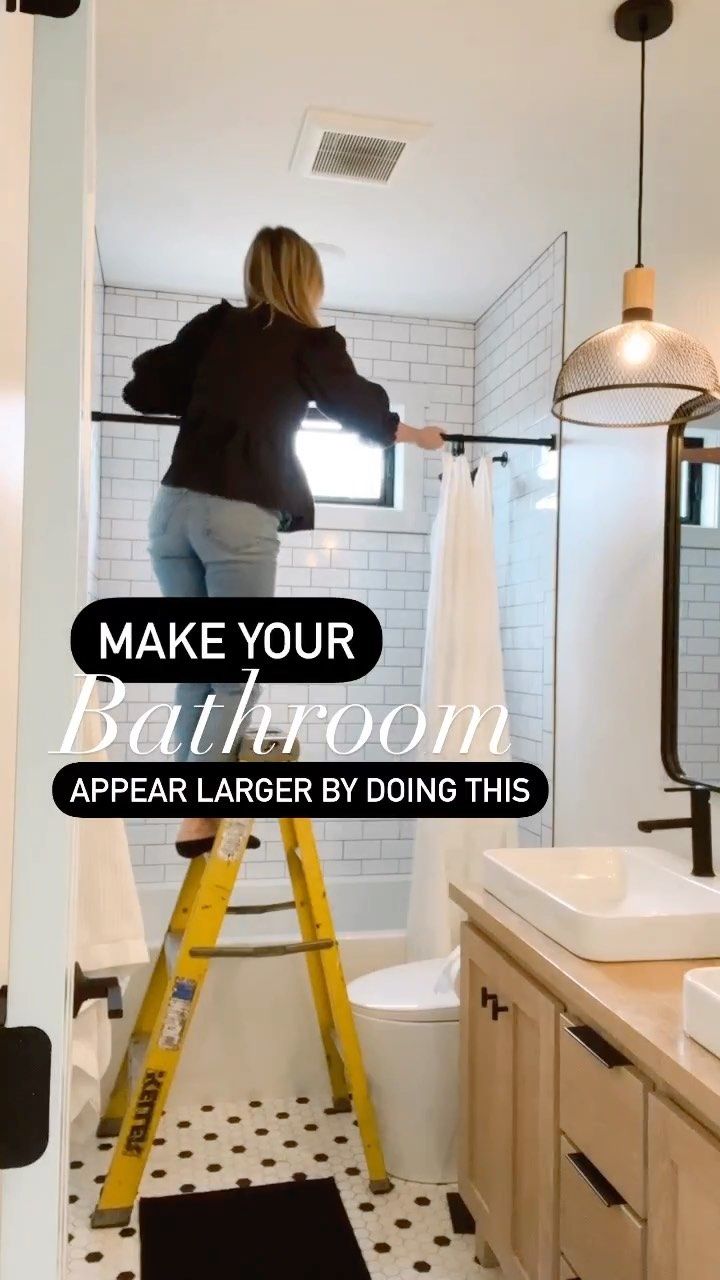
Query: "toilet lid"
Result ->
[[348, 957, 460, 1023]]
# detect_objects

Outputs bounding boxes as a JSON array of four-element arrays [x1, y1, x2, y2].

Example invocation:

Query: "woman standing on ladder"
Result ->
[[123, 225, 444, 856]]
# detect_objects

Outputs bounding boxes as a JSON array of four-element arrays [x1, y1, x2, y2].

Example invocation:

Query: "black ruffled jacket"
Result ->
[[122, 300, 398, 531]]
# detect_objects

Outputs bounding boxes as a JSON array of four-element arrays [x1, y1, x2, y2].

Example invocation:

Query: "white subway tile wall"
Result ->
[[97, 288, 473, 883], [678, 532, 720, 782], [472, 235, 565, 845]]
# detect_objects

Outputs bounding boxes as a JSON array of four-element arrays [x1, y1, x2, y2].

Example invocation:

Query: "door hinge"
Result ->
[[0, 990, 51, 1169], [6, 1, 82, 16]]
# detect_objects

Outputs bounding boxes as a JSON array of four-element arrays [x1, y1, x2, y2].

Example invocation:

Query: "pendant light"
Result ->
[[552, 0, 720, 427]]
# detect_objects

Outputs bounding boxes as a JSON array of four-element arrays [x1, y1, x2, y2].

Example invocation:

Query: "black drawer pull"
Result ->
[[565, 1151, 625, 1208], [481, 986, 495, 1008], [565, 1023, 630, 1069]]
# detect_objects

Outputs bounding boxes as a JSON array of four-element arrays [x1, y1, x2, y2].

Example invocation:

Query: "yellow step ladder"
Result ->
[[91, 738, 390, 1228]]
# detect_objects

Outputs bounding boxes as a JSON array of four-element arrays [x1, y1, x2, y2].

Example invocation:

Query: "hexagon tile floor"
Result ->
[[68, 1095, 496, 1279]]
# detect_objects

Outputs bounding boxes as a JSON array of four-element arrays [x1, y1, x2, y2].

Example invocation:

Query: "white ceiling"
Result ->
[[96, 0, 719, 320]]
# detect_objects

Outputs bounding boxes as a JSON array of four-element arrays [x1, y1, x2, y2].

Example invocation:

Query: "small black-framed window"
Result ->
[[680, 435, 703, 526], [295, 407, 396, 507]]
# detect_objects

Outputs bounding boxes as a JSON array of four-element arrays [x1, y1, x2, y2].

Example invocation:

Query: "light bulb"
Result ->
[[619, 326, 657, 367]]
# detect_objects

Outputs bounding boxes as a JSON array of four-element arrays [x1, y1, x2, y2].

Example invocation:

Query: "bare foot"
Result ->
[[176, 816, 218, 845]]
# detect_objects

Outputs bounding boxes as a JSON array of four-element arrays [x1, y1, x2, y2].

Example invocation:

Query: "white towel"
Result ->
[[71, 682, 148, 1130]]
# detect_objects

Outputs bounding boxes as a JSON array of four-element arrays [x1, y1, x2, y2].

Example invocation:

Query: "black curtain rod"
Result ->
[[91, 408, 330, 427], [91, 414, 557, 454], [441, 431, 557, 450], [92, 411, 180, 427]]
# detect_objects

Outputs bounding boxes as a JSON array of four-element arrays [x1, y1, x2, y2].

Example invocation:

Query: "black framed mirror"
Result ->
[[662, 397, 720, 791]]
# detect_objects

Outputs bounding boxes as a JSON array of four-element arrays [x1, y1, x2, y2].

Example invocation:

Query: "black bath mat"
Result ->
[[446, 1190, 475, 1234], [139, 1176, 371, 1280]]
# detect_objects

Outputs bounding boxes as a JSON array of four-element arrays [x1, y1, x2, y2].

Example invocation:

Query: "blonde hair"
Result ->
[[244, 226, 324, 327]]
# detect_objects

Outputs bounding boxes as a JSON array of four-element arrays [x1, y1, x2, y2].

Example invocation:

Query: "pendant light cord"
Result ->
[[636, 34, 647, 267]]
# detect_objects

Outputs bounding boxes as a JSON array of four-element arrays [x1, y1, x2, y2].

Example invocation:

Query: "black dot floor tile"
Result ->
[[67, 1094, 480, 1279]]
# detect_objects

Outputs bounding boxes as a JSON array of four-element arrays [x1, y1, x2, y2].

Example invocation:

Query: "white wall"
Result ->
[[473, 237, 565, 845], [0, 11, 33, 981], [554, 64, 720, 857], [98, 288, 474, 885]]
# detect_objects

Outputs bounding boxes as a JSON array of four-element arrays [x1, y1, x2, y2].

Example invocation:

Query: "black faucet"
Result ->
[[638, 785, 715, 877]]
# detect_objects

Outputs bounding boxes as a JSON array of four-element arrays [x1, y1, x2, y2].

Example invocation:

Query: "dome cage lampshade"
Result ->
[[553, 267, 720, 427], [552, 0, 720, 428]]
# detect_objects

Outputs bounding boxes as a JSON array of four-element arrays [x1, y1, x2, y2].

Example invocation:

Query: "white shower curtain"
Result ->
[[405, 453, 517, 961]]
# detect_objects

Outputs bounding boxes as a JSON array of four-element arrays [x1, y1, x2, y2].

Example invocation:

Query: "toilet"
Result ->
[[348, 954, 460, 1184]]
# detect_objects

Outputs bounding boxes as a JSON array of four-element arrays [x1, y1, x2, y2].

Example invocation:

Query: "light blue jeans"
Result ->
[[148, 485, 280, 762]]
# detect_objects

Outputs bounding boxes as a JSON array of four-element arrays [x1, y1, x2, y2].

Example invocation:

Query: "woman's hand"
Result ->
[[395, 422, 446, 450]]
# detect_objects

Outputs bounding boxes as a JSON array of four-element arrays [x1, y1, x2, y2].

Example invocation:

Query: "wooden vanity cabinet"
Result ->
[[459, 922, 557, 1280], [459, 914, 720, 1280], [648, 1094, 720, 1280]]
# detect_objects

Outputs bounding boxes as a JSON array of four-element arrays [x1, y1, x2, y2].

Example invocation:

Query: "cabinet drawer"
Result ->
[[560, 1136, 644, 1280], [560, 1013, 646, 1214]]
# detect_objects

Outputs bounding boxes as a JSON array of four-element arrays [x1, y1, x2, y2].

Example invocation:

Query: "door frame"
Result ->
[[0, 5, 95, 1278]]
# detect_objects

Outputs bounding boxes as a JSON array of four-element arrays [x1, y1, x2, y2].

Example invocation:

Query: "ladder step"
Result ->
[[226, 900, 295, 915], [189, 939, 335, 959]]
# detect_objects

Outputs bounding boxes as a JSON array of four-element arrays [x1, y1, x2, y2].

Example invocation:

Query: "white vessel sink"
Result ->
[[482, 845, 720, 962], [684, 968, 720, 1059]]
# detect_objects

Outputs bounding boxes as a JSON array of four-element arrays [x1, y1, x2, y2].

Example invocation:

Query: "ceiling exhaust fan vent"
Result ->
[[312, 130, 405, 184], [291, 109, 428, 186]]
